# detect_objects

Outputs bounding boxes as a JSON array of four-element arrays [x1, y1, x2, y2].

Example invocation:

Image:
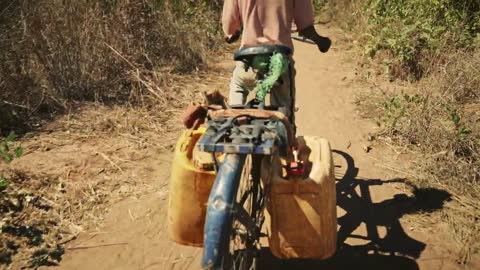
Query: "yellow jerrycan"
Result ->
[[167, 127, 216, 247], [262, 136, 337, 259]]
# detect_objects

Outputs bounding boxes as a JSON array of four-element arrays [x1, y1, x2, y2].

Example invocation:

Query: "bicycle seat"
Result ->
[[234, 44, 292, 62]]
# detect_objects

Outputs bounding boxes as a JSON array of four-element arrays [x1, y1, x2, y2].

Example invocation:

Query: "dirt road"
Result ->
[[43, 26, 476, 270]]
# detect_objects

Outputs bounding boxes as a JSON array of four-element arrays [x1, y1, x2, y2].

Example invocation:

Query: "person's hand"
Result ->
[[315, 36, 331, 53], [298, 25, 332, 53], [225, 29, 241, 44]]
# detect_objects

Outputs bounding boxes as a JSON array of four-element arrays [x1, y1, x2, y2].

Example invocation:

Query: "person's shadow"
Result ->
[[258, 150, 451, 270]]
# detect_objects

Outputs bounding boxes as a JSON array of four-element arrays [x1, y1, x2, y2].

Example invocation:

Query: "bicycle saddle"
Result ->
[[234, 44, 292, 62]]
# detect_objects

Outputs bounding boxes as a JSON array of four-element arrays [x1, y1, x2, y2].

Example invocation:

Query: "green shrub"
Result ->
[[0, 131, 23, 191], [363, 0, 480, 79], [0, 132, 23, 164]]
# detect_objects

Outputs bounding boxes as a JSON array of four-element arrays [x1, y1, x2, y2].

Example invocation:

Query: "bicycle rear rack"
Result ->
[[196, 116, 289, 156]]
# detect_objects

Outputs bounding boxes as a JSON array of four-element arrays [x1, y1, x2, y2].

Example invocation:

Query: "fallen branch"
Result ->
[[96, 151, 124, 173], [66, 242, 129, 251]]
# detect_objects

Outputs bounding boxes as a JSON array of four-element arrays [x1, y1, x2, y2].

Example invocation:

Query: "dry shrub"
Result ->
[[356, 49, 480, 263], [0, 150, 148, 268], [318, 0, 367, 30], [0, 60, 232, 267], [0, 0, 222, 130], [0, 1, 226, 267], [0, 170, 94, 268], [0, 72, 225, 267], [332, 0, 480, 81], [422, 51, 479, 263]]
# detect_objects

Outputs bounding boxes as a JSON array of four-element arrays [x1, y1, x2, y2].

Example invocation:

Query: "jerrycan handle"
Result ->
[[181, 129, 205, 160]]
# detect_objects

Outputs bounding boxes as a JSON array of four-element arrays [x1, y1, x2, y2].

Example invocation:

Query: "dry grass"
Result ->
[[355, 49, 480, 263], [54, 66, 232, 150], [340, 0, 479, 262], [0, 0, 222, 131], [0, 49, 232, 266], [0, 1, 229, 268]]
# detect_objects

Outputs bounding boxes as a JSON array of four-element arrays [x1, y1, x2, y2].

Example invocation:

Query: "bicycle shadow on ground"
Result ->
[[258, 150, 451, 270]]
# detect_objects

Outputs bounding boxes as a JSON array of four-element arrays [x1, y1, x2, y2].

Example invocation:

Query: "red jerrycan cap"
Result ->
[[286, 161, 307, 177]]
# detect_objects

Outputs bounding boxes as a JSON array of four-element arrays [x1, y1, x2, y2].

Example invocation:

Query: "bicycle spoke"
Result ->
[[239, 185, 251, 207], [233, 203, 258, 239]]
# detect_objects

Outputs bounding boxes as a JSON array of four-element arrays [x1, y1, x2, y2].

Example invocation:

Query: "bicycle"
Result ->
[[197, 44, 300, 270]]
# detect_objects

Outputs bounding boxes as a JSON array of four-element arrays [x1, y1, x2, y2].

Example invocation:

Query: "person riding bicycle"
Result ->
[[222, 0, 332, 119], [181, 1, 331, 132]]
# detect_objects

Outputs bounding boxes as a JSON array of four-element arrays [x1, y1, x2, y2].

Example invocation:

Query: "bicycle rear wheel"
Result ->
[[224, 155, 265, 270], [202, 154, 246, 270], [201, 154, 265, 270]]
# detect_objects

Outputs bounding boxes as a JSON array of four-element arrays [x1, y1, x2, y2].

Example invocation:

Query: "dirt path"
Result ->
[[42, 26, 476, 270]]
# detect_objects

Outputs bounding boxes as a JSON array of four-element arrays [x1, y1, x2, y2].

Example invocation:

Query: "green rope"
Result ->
[[252, 52, 289, 102]]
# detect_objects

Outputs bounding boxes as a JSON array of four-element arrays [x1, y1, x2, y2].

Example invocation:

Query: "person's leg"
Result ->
[[228, 61, 256, 106]]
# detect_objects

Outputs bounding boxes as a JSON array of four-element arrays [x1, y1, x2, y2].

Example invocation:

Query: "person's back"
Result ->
[[222, 0, 316, 50], [181, 1, 331, 137], [222, 0, 331, 119]]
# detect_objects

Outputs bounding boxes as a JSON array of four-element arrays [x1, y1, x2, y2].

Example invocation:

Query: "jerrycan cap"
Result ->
[[286, 161, 307, 178], [285, 150, 309, 178]]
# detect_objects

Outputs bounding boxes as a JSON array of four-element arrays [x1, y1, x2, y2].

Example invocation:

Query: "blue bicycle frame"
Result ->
[[198, 44, 295, 270], [201, 154, 246, 269]]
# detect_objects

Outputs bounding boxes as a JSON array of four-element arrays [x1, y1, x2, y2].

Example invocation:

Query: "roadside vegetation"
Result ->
[[0, 0, 223, 267], [323, 0, 480, 263]]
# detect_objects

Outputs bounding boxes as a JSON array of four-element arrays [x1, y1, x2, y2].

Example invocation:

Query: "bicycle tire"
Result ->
[[202, 154, 265, 270], [202, 154, 246, 270], [224, 154, 264, 270]]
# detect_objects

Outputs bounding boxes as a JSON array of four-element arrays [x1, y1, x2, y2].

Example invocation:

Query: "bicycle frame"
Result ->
[[199, 45, 295, 270], [199, 118, 285, 270], [201, 154, 246, 269]]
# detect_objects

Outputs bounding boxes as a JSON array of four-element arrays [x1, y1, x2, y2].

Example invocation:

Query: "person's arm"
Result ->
[[294, 0, 331, 53], [222, 0, 241, 43]]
